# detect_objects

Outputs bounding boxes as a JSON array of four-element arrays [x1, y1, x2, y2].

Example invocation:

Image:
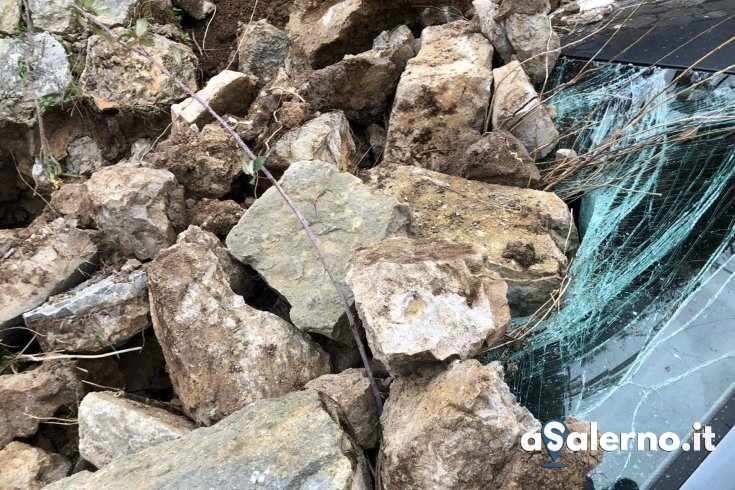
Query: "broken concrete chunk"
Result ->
[[365, 165, 577, 316], [237, 20, 290, 90], [492, 60, 560, 158], [347, 237, 510, 375], [86, 164, 185, 260], [0, 441, 70, 489], [226, 160, 411, 340], [384, 21, 494, 172], [0, 361, 82, 449], [78, 391, 194, 468], [81, 30, 197, 111], [23, 265, 149, 353], [267, 111, 356, 173], [46, 390, 372, 489], [306, 368, 383, 449], [171, 70, 258, 128], [147, 241, 330, 425], [0, 218, 97, 331]]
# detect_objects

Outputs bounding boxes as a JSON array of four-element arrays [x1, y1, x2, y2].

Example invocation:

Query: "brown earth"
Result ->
[[186, 0, 296, 79]]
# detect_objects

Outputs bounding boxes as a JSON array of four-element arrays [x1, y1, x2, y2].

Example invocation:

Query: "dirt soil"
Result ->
[[186, 0, 296, 79]]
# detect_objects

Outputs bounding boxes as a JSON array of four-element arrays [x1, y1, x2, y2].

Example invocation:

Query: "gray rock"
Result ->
[[238, 20, 290, 90], [171, 70, 258, 128], [226, 160, 411, 340], [65, 136, 108, 176], [492, 60, 559, 158], [0, 441, 70, 489], [304, 25, 414, 125], [0, 218, 98, 331], [22, 264, 149, 353], [383, 21, 494, 172], [81, 30, 197, 111], [0, 0, 21, 34], [267, 111, 356, 173], [176, 0, 215, 20], [85, 163, 185, 261], [27, 0, 74, 34], [346, 237, 510, 376], [96, 0, 139, 26], [506, 12, 561, 83], [78, 391, 195, 468], [0, 33, 72, 125], [46, 390, 372, 490], [148, 240, 330, 425], [365, 164, 578, 316], [0, 361, 83, 449], [306, 368, 382, 449], [379, 360, 539, 489], [473, 0, 515, 63]]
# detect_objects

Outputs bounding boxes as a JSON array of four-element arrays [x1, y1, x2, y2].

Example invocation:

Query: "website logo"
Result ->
[[522, 421, 716, 468]]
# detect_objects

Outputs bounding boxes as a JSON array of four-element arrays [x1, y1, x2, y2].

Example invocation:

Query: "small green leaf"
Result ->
[[135, 18, 148, 38], [252, 156, 266, 173], [317, 188, 332, 199], [139, 33, 155, 47]]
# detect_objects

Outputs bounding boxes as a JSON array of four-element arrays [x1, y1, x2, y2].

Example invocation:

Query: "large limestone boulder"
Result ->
[[0, 33, 72, 125], [306, 368, 383, 449], [22, 262, 149, 353], [85, 164, 186, 261], [492, 61, 559, 158], [0, 361, 82, 449], [304, 26, 415, 125], [147, 240, 330, 425], [347, 237, 510, 375], [78, 391, 195, 468], [47, 390, 372, 489], [148, 121, 242, 198], [0, 441, 70, 489], [365, 165, 578, 316], [379, 360, 601, 489], [267, 111, 356, 173], [237, 20, 290, 90], [171, 70, 258, 128], [227, 160, 411, 340], [0, 218, 97, 331], [287, 0, 472, 69], [383, 21, 493, 172], [473, 0, 514, 63], [505, 12, 560, 83], [81, 30, 197, 111]]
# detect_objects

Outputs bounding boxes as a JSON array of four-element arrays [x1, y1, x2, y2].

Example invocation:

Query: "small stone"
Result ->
[[176, 0, 215, 19], [148, 240, 330, 425], [237, 20, 290, 90], [306, 368, 382, 448], [78, 391, 194, 468], [454, 130, 541, 187], [86, 163, 185, 260], [347, 237, 510, 375], [148, 121, 242, 198], [27, 0, 75, 34], [267, 111, 356, 173], [188, 198, 244, 237], [226, 160, 411, 340], [0, 441, 70, 489], [65, 136, 108, 176], [0, 0, 21, 34], [0, 361, 83, 449], [49, 183, 94, 228], [171, 70, 258, 128]]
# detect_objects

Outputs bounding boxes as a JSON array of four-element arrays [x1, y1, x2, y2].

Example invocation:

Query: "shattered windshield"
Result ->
[[488, 59, 735, 488]]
